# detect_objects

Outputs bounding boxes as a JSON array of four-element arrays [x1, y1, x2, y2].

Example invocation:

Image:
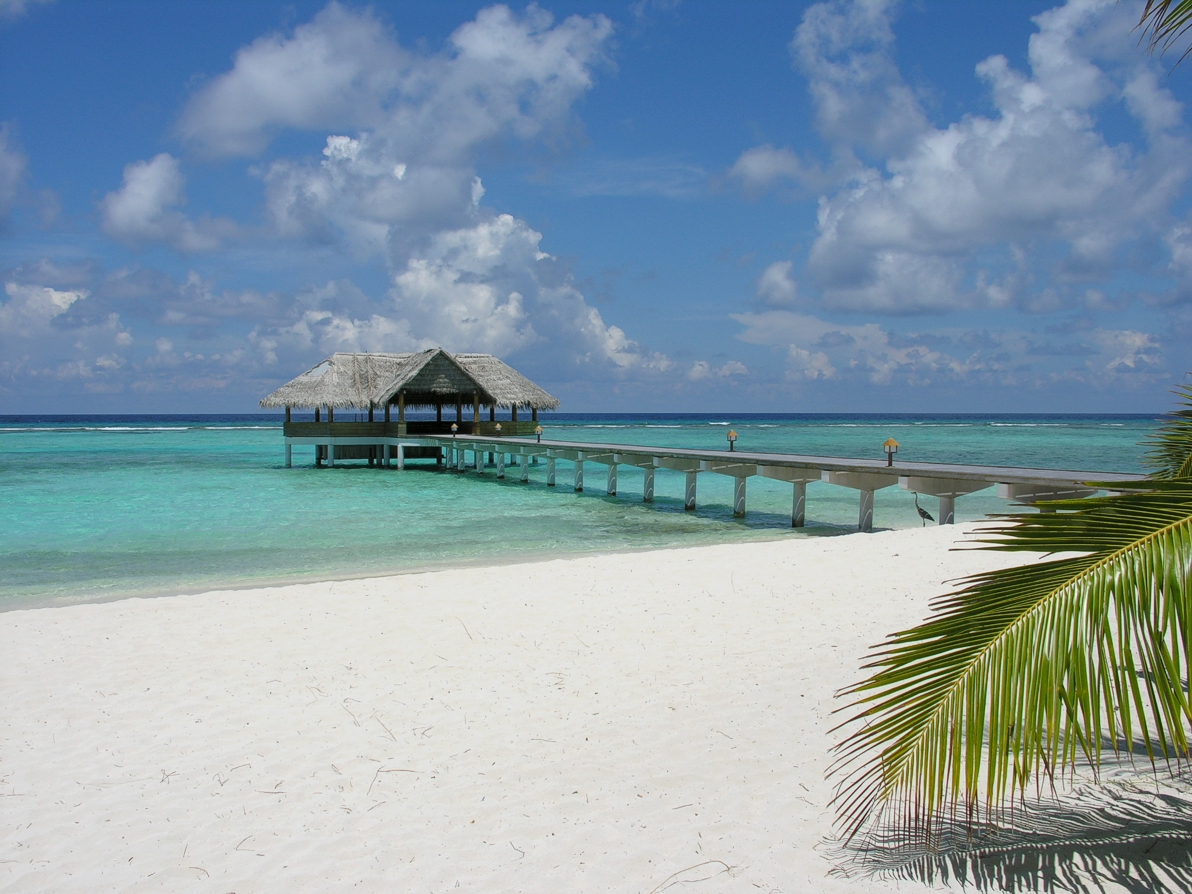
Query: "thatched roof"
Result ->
[[259, 348, 560, 410]]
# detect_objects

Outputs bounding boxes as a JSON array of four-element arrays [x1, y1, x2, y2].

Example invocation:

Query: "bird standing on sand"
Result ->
[[914, 493, 934, 526]]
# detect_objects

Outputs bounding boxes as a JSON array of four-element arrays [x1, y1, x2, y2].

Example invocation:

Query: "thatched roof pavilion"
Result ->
[[261, 348, 558, 437]]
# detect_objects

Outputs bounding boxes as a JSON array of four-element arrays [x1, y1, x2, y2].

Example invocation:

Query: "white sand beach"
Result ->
[[0, 525, 1101, 892]]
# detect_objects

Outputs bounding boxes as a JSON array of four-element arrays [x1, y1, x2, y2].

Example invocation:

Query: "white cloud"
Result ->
[[687, 359, 749, 380], [0, 0, 52, 21], [787, 345, 835, 380], [180, 4, 612, 163], [0, 279, 138, 392], [100, 154, 236, 252], [756, 260, 799, 307], [728, 144, 830, 196], [205, 4, 614, 267], [177, 4, 407, 157], [388, 213, 668, 374], [792, 0, 927, 158], [733, 309, 1170, 390], [0, 281, 86, 335], [738, 0, 1192, 315], [172, 4, 665, 385]]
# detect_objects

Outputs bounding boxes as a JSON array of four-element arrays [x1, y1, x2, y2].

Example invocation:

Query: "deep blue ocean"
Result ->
[[0, 413, 1158, 610]]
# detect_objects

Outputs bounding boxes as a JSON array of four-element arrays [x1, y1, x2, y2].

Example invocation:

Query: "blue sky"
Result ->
[[2, 0, 1191, 413]]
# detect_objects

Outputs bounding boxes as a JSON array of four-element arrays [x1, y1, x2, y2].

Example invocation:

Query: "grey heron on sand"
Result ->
[[913, 493, 934, 526]]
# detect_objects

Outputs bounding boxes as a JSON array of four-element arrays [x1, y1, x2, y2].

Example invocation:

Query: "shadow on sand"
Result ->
[[825, 773, 1192, 892]]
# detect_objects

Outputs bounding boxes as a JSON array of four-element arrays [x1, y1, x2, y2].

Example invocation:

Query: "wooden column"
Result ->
[[328, 406, 335, 423], [285, 406, 291, 423], [398, 393, 405, 423], [368, 405, 374, 422], [436, 402, 442, 423], [384, 403, 390, 422], [532, 408, 538, 422], [489, 405, 496, 422], [314, 407, 320, 422], [511, 406, 518, 423], [473, 394, 480, 433], [456, 397, 463, 423]]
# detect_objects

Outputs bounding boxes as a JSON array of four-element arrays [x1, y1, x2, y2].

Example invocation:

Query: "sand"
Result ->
[[0, 525, 1055, 892]]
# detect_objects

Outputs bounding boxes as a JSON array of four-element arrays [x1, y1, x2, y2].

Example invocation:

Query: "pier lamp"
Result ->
[[495, 423, 502, 436], [451, 422, 458, 437], [883, 437, 899, 467], [535, 425, 543, 443], [727, 429, 738, 452]]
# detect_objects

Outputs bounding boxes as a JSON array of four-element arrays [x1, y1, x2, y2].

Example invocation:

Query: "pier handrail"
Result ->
[[433, 434, 1146, 489]]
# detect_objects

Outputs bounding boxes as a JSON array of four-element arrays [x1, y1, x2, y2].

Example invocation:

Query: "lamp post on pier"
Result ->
[[727, 429, 738, 452], [883, 437, 899, 467]]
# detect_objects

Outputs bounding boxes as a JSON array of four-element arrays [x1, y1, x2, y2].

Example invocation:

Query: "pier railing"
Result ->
[[278, 429, 1146, 532], [284, 420, 540, 438]]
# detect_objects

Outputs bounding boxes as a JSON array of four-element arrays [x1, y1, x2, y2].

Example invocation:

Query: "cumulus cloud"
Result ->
[[169, 3, 669, 387], [734, 0, 1192, 316], [389, 213, 671, 374], [756, 260, 799, 307], [806, 0, 1189, 314], [183, 3, 614, 270], [792, 0, 927, 158], [177, 4, 407, 157], [733, 309, 1170, 390], [729, 145, 804, 195], [687, 359, 748, 380], [0, 278, 138, 394], [180, 3, 612, 163], [100, 154, 236, 252]]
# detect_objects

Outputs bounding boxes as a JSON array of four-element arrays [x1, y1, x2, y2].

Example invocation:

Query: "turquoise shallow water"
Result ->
[[0, 413, 1158, 610]]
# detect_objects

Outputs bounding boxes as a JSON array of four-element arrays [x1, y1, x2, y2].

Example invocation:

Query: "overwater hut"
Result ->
[[261, 348, 559, 466]]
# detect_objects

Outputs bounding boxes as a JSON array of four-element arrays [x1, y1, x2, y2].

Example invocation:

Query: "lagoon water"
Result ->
[[0, 413, 1158, 610]]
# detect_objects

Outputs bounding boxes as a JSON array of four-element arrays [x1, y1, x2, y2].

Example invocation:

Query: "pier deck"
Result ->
[[282, 428, 1146, 531]]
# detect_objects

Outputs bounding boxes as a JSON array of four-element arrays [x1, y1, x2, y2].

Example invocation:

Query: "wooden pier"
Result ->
[[280, 430, 1146, 531]]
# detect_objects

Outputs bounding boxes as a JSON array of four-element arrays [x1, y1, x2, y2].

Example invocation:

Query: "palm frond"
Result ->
[[1138, 0, 1192, 65], [1144, 382, 1192, 478], [831, 481, 1192, 843]]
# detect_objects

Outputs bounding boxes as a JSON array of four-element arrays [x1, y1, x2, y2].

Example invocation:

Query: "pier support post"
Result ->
[[792, 482, 806, 527], [733, 477, 747, 518], [328, 443, 335, 467], [643, 466, 655, 502], [574, 460, 584, 492], [285, 444, 292, 468], [938, 496, 955, 525], [684, 472, 698, 511], [547, 457, 556, 486], [397, 445, 405, 470], [519, 455, 529, 483], [606, 463, 618, 496], [497, 452, 505, 479], [473, 449, 481, 472], [457, 448, 466, 472], [858, 490, 875, 532]]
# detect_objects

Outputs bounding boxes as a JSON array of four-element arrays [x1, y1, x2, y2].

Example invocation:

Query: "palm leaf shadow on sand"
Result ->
[[824, 771, 1192, 893]]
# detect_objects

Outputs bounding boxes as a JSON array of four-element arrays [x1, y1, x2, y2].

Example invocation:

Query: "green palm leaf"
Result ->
[[1139, 1, 1192, 65], [1144, 383, 1192, 477], [831, 479, 1192, 844]]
